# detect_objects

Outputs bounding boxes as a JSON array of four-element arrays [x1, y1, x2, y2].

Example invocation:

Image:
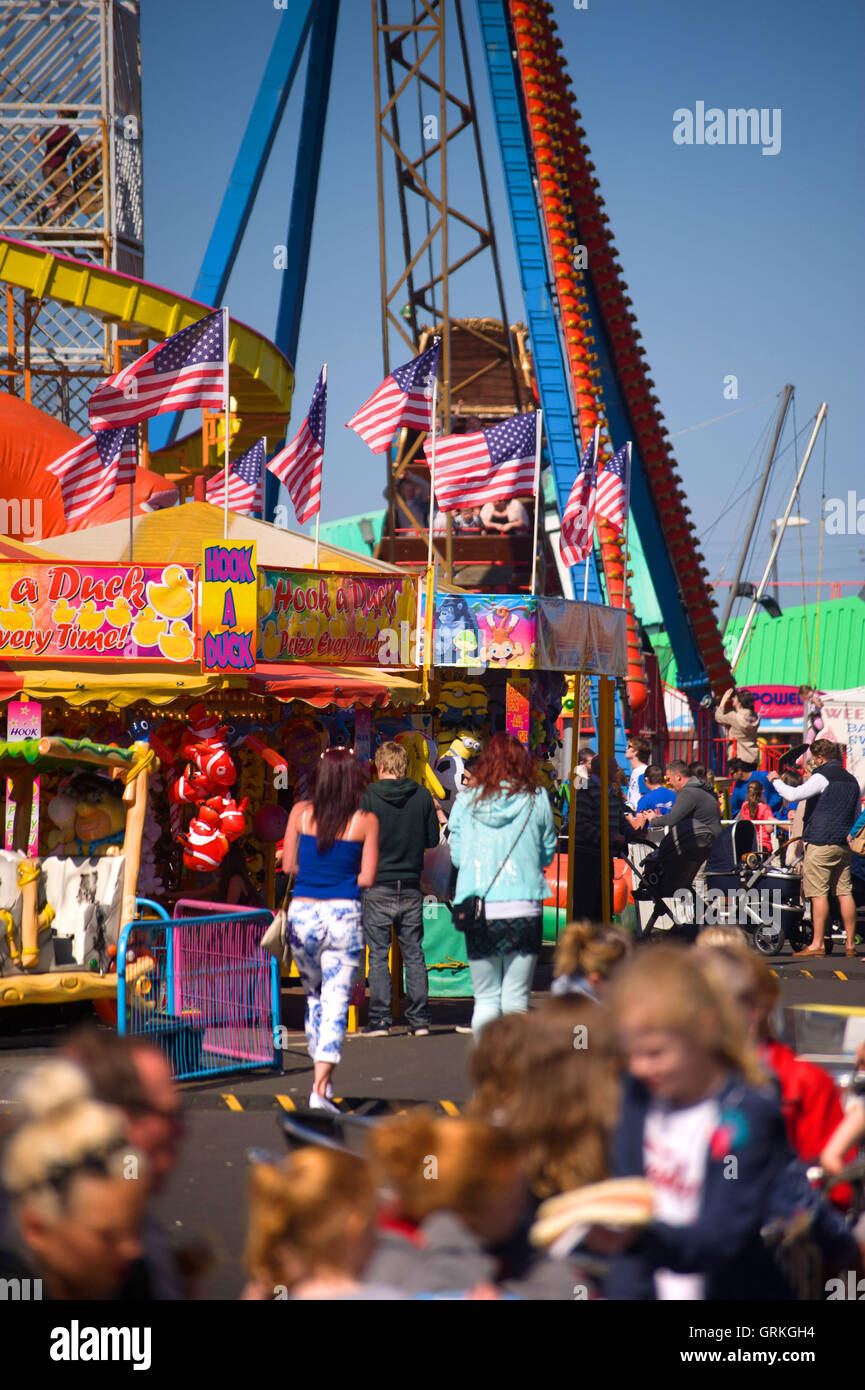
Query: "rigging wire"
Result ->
[[711, 404, 778, 580], [668, 392, 779, 438]]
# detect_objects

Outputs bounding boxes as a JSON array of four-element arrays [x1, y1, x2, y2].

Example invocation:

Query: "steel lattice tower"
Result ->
[[0, 0, 143, 430]]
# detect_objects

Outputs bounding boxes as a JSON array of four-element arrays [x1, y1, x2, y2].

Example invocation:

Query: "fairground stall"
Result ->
[[421, 588, 628, 998], [0, 512, 626, 1038], [0, 509, 423, 1019]]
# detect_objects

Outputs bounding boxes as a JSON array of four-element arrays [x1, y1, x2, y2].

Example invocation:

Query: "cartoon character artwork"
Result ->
[[46, 773, 127, 857], [478, 605, 534, 669], [434, 595, 481, 666]]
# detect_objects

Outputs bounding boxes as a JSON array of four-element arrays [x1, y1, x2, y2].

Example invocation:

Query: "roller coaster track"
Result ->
[[487, 0, 732, 699], [0, 235, 294, 452]]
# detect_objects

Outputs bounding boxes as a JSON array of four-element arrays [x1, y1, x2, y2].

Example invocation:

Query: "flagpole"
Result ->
[[222, 305, 230, 540], [426, 375, 439, 571], [621, 441, 632, 609], [530, 410, 543, 596], [314, 363, 327, 569], [130, 424, 138, 562], [261, 437, 267, 521], [582, 425, 600, 602]]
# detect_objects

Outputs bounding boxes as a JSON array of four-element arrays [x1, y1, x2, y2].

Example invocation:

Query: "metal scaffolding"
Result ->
[[372, 0, 522, 572], [0, 0, 143, 430]]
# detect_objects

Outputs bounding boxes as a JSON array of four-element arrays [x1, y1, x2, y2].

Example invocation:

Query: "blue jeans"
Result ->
[[362, 882, 430, 1028], [469, 951, 537, 1036]]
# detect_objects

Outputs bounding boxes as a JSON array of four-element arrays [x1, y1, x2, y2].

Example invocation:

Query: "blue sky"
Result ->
[[141, 0, 865, 602]]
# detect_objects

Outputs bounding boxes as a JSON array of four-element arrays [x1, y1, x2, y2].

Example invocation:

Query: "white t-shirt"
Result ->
[[643, 1094, 720, 1301], [627, 763, 647, 810]]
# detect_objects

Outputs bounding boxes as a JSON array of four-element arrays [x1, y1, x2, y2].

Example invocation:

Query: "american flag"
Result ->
[[206, 438, 265, 515], [267, 367, 326, 524], [595, 443, 630, 534], [560, 430, 598, 567], [424, 411, 540, 511], [88, 310, 226, 430], [346, 339, 439, 454], [47, 427, 138, 523]]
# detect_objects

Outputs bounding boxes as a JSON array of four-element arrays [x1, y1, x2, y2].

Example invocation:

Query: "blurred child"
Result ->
[[605, 945, 796, 1300], [551, 919, 631, 1000], [696, 942, 861, 1229], [244, 1149, 395, 1300], [365, 1111, 574, 1298], [469, 997, 620, 1200]]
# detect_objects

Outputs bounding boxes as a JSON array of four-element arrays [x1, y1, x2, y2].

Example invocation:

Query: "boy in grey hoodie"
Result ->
[[360, 741, 441, 1035]]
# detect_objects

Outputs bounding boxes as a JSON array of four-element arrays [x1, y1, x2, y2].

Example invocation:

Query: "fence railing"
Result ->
[[117, 907, 280, 1082]]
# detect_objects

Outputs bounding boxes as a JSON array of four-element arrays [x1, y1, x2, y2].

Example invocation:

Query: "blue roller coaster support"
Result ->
[[150, 0, 319, 452], [475, 0, 627, 761], [267, 0, 340, 521]]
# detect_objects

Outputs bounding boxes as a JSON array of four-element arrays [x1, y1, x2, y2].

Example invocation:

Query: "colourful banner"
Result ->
[[5, 699, 41, 854], [433, 594, 537, 670], [506, 677, 531, 747], [257, 569, 418, 667], [0, 563, 197, 664], [535, 598, 628, 676], [201, 541, 258, 673]]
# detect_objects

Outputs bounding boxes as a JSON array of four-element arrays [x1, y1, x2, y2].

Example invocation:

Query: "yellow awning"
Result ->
[[10, 664, 231, 708], [3, 662, 423, 710]]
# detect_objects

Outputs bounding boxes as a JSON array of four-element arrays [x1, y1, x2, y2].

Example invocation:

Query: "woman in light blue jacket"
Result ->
[[448, 733, 558, 1035]]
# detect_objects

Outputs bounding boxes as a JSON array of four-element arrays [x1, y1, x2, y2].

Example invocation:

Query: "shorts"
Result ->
[[802, 843, 853, 898]]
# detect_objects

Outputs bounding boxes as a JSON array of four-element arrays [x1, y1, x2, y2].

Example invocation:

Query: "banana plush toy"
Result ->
[[395, 730, 446, 801]]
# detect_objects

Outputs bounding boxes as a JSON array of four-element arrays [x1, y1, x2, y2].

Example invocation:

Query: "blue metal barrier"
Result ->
[[117, 909, 281, 1082]]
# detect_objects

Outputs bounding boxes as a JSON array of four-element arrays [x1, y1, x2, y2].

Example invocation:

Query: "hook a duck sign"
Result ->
[[201, 541, 258, 673], [0, 562, 196, 663]]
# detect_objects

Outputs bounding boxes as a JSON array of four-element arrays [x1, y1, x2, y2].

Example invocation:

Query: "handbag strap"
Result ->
[[481, 792, 537, 901]]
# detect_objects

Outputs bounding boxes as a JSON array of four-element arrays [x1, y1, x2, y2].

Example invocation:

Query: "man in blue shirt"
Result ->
[[728, 758, 784, 817], [636, 764, 675, 816]]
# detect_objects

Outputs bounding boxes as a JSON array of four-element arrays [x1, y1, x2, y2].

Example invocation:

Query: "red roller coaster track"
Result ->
[[510, 0, 733, 700]]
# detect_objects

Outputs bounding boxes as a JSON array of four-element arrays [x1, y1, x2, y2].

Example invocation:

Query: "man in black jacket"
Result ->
[[768, 739, 862, 958], [361, 741, 441, 1035]]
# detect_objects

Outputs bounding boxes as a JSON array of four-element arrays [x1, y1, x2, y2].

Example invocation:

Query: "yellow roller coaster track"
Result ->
[[0, 235, 294, 458]]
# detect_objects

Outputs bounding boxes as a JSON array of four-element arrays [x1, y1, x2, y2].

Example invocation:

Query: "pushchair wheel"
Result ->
[[752, 921, 784, 957]]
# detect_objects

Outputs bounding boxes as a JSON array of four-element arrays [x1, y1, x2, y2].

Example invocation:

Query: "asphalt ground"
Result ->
[[0, 948, 863, 1299]]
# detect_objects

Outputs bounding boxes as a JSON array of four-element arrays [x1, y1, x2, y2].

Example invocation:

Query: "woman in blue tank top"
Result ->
[[281, 750, 378, 1111]]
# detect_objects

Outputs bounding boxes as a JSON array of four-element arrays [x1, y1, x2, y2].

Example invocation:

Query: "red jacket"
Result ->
[[762, 1039, 853, 1207]]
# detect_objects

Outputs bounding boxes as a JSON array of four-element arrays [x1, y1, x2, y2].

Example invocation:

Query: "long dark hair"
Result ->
[[471, 732, 538, 802], [746, 779, 763, 815], [310, 749, 367, 852]]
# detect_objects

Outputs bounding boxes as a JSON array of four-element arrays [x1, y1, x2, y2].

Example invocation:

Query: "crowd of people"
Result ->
[[0, 706, 863, 1302], [2, 926, 862, 1301]]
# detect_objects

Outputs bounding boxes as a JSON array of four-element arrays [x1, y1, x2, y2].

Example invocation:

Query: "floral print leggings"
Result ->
[[288, 899, 364, 1064]]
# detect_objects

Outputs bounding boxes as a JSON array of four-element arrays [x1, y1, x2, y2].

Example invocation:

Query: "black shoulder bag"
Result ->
[[451, 795, 536, 932]]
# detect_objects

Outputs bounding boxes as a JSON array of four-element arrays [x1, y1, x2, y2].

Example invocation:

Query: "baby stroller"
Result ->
[[701, 821, 807, 956], [627, 824, 716, 941]]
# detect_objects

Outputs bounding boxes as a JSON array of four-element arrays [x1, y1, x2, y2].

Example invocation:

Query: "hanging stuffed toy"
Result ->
[[179, 806, 230, 873], [434, 731, 483, 816], [395, 730, 446, 801]]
